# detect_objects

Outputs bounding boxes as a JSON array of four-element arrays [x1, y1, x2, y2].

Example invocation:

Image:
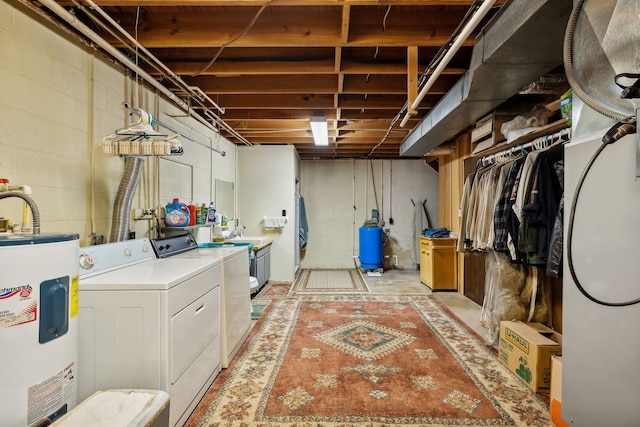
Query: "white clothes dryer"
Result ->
[[78, 238, 222, 427], [151, 233, 252, 368]]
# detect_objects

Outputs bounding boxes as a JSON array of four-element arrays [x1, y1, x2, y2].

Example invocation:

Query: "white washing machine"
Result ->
[[78, 238, 222, 427], [0, 233, 80, 427], [151, 233, 252, 369]]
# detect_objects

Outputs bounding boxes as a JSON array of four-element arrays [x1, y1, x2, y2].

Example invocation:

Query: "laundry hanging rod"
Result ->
[[478, 127, 572, 167]]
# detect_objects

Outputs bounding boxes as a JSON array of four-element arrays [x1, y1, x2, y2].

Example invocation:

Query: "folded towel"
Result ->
[[424, 227, 450, 238], [264, 216, 288, 228]]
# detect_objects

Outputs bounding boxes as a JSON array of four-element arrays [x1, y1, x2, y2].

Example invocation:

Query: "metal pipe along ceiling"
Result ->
[[80, 0, 225, 116], [36, 0, 251, 147]]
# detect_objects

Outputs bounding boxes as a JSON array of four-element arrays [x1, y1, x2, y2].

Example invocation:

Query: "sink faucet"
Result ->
[[233, 218, 245, 237]]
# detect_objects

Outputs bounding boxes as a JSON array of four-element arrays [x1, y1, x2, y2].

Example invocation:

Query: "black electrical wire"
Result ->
[[563, 0, 639, 307], [566, 122, 640, 307], [364, 0, 487, 158]]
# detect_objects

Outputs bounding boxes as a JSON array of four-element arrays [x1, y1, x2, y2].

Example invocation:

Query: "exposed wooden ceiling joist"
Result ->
[[40, 0, 506, 159]]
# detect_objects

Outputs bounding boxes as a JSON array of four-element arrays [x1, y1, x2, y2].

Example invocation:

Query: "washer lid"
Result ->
[[80, 257, 218, 291]]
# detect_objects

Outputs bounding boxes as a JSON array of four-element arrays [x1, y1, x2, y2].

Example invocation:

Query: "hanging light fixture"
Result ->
[[310, 117, 329, 146]]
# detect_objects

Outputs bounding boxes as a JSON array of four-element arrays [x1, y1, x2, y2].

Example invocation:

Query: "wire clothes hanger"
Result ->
[[476, 127, 572, 168], [102, 104, 184, 156]]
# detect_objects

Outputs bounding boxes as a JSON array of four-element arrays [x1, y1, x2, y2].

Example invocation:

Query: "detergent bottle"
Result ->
[[187, 201, 196, 226], [207, 202, 216, 223], [165, 198, 190, 227]]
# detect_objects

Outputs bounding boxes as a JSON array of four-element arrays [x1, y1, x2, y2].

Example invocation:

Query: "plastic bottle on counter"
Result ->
[[207, 202, 216, 223], [195, 204, 203, 225], [187, 201, 196, 226], [200, 203, 208, 224], [165, 198, 190, 227]]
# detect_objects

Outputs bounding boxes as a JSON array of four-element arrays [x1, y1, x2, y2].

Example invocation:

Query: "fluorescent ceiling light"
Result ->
[[310, 117, 329, 146]]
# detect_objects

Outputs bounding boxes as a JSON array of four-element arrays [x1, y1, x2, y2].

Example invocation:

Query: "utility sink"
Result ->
[[229, 236, 270, 245], [199, 241, 252, 248]]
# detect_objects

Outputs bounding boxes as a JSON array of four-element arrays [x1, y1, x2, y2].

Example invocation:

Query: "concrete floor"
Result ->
[[363, 268, 487, 339]]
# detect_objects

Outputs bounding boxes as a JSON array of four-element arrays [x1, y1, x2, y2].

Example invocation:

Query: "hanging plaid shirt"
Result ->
[[493, 157, 524, 252]]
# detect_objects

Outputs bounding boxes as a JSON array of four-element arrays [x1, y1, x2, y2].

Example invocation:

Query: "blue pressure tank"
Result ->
[[359, 226, 383, 269]]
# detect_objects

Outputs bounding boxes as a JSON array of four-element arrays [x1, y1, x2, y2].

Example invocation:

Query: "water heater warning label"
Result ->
[[0, 285, 37, 328], [27, 362, 75, 425]]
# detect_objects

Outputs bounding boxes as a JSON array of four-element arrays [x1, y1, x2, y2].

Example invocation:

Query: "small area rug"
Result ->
[[291, 268, 370, 293], [191, 294, 549, 426], [250, 304, 267, 320]]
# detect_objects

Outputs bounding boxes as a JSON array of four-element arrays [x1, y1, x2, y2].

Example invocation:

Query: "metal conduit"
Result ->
[[36, 0, 251, 146]]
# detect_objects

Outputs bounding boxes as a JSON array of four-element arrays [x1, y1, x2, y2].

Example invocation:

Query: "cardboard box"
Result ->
[[550, 355, 569, 427], [498, 321, 562, 392], [470, 113, 516, 155]]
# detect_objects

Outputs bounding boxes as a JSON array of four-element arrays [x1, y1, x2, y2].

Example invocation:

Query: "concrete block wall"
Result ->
[[0, 2, 236, 246], [300, 159, 439, 270]]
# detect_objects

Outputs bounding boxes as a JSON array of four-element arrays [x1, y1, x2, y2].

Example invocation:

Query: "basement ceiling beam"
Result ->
[[70, 1, 482, 6], [93, 8, 477, 49], [154, 60, 466, 76]]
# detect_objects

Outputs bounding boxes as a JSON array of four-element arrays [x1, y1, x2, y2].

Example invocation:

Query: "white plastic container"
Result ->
[[207, 202, 216, 223], [53, 389, 170, 427]]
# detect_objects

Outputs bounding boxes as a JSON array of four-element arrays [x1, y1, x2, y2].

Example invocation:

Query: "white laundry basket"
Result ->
[[52, 389, 169, 427], [249, 276, 259, 292]]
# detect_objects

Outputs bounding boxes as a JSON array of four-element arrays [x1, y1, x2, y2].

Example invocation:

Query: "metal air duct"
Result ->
[[400, 0, 573, 157]]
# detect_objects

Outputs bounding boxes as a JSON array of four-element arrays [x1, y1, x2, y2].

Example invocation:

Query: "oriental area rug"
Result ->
[[254, 281, 291, 300], [188, 294, 550, 426], [291, 269, 370, 293]]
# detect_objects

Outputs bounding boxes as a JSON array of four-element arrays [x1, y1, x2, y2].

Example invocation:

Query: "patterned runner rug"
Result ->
[[189, 294, 550, 426], [291, 269, 370, 293], [254, 281, 291, 299]]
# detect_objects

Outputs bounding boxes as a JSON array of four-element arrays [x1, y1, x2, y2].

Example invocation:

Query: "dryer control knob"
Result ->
[[124, 248, 132, 257], [79, 254, 94, 270]]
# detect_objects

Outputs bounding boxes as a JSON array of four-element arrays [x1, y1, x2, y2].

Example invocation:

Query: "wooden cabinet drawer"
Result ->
[[419, 237, 457, 291]]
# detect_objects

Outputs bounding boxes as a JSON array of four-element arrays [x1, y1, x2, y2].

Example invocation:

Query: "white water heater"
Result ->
[[0, 234, 80, 427]]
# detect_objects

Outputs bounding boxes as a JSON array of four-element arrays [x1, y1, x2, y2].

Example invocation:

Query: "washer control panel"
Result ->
[[78, 238, 154, 276], [150, 232, 198, 258]]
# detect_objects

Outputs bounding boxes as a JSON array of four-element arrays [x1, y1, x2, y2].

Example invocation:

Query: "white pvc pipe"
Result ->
[[400, 112, 411, 127], [37, 0, 250, 145], [406, 0, 498, 118]]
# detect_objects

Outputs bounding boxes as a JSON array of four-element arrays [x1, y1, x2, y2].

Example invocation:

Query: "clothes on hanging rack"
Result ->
[[520, 143, 564, 265], [460, 130, 567, 276], [493, 157, 525, 254]]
